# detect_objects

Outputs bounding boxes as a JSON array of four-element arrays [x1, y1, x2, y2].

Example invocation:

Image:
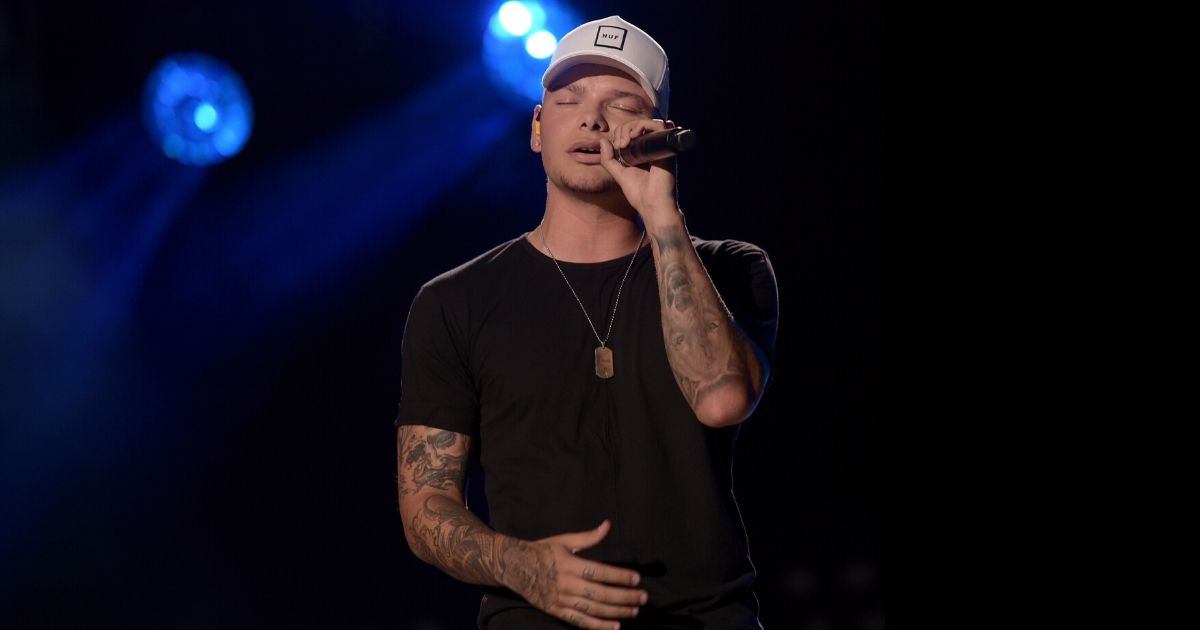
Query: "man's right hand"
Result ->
[[502, 519, 648, 630]]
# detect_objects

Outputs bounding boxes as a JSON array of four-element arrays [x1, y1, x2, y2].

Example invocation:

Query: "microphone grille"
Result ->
[[668, 129, 697, 152]]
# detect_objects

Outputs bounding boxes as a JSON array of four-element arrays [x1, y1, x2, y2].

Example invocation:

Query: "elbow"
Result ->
[[400, 511, 414, 550], [398, 501, 430, 562], [694, 385, 754, 429], [403, 520, 436, 564], [406, 536, 429, 563]]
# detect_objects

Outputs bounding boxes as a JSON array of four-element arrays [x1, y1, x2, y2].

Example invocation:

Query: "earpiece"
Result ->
[[534, 109, 541, 135]]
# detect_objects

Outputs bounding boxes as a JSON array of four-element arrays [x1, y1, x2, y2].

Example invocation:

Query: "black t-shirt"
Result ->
[[394, 231, 779, 621]]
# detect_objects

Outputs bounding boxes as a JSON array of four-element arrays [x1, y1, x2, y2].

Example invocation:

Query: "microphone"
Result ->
[[615, 127, 697, 167]]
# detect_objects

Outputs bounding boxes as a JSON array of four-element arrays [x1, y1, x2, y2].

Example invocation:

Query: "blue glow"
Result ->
[[142, 53, 254, 166], [498, 2, 532, 36], [525, 30, 557, 59], [193, 103, 218, 130], [482, 1, 582, 105], [162, 133, 184, 158], [527, 3, 547, 31]]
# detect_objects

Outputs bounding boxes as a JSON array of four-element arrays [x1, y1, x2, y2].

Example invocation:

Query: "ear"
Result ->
[[530, 104, 543, 153]]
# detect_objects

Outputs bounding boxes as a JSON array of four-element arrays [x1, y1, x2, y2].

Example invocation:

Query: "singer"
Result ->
[[394, 14, 779, 630]]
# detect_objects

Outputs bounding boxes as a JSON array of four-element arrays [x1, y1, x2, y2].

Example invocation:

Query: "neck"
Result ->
[[529, 186, 647, 263]]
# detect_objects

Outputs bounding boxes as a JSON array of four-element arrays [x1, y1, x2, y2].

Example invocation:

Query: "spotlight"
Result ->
[[142, 53, 254, 166], [525, 31, 557, 59], [193, 103, 219, 131], [498, 2, 533, 36], [482, 1, 581, 105]]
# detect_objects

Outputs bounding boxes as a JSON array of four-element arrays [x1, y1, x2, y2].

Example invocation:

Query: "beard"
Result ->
[[552, 168, 622, 196]]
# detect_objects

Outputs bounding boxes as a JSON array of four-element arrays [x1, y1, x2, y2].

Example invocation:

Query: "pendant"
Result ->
[[595, 346, 614, 379]]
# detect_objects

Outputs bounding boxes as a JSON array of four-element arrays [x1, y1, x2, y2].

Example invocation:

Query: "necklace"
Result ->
[[539, 227, 646, 379]]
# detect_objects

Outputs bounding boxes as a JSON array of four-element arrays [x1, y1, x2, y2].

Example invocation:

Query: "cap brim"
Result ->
[[541, 52, 661, 114]]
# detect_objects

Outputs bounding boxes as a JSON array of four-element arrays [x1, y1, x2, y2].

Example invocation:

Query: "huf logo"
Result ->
[[594, 25, 628, 50]]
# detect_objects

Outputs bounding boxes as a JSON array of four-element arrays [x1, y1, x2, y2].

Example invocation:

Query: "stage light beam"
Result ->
[[498, 2, 533, 36]]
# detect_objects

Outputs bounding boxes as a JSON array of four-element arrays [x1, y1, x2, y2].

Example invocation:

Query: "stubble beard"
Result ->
[[554, 167, 621, 196]]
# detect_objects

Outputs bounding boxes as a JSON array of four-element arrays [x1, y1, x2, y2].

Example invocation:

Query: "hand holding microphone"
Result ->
[[614, 126, 697, 167]]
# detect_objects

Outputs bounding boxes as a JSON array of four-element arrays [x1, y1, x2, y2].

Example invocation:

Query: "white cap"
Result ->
[[541, 15, 670, 118]]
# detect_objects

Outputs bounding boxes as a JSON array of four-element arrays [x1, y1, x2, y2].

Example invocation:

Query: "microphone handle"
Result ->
[[615, 128, 697, 167]]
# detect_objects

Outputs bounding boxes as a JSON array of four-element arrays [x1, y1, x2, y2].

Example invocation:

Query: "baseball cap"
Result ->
[[541, 15, 670, 118]]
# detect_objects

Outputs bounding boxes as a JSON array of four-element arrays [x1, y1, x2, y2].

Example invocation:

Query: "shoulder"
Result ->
[[417, 233, 529, 301], [691, 234, 770, 258], [403, 235, 529, 343], [690, 235, 775, 281], [690, 235, 780, 363], [689, 234, 779, 325]]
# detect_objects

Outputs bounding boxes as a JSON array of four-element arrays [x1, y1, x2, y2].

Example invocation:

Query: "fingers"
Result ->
[[553, 556, 646, 596], [613, 119, 670, 151], [568, 575, 648, 607], [598, 138, 631, 178], [576, 561, 642, 589], [568, 594, 641, 619], [558, 519, 611, 552], [529, 522, 650, 629], [550, 578, 645, 629]]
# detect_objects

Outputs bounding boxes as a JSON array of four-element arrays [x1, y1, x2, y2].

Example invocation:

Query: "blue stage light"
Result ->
[[142, 54, 253, 166], [482, 1, 581, 106], [498, 2, 533, 36], [489, 1, 548, 39], [525, 30, 557, 59], [193, 103, 218, 131]]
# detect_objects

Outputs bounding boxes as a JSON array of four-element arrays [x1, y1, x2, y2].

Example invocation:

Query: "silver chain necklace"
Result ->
[[540, 228, 646, 379]]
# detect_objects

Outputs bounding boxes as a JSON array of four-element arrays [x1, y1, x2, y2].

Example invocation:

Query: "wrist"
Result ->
[[493, 532, 533, 589], [641, 204, 684, 231]]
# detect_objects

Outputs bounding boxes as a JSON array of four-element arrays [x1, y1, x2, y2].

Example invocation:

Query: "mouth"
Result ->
[[569, 141, 603, 163]]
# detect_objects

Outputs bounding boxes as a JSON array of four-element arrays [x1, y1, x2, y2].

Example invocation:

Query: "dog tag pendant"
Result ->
[[595, 346, 614, 379]]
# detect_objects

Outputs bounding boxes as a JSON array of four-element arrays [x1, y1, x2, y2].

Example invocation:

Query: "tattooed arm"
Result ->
[[396, 424, 522, 586], [595, 116, 769, 428], [646, 212, 769, 428], [396, 425, 646, 627]]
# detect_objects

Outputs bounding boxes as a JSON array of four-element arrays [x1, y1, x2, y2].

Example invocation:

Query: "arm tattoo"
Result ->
[[407, 493, 509, 584], [650, 223, 761, 419], [407, 494, 563, 600], [396, 427, 560, 600], [396, 427, 469, 497]]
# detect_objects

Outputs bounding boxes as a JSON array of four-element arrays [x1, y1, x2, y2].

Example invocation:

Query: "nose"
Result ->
[[577, 103, 609, 132]]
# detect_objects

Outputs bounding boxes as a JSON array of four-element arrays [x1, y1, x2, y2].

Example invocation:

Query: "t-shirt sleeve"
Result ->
[[707, 240, 780, 394], [393, 282, 481, 436]]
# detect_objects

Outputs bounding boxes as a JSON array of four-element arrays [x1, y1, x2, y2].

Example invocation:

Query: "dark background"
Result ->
[[0, 0, 883, 628]]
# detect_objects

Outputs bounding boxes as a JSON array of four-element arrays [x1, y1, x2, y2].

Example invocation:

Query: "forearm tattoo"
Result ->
[[650, 224, 757, 414], [407, 493, 515, 585], [396, 427, 552, 592], [407, 495, 564, 596]]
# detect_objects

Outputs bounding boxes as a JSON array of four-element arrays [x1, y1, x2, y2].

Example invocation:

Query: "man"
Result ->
[[395, 15, 778, 629]]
